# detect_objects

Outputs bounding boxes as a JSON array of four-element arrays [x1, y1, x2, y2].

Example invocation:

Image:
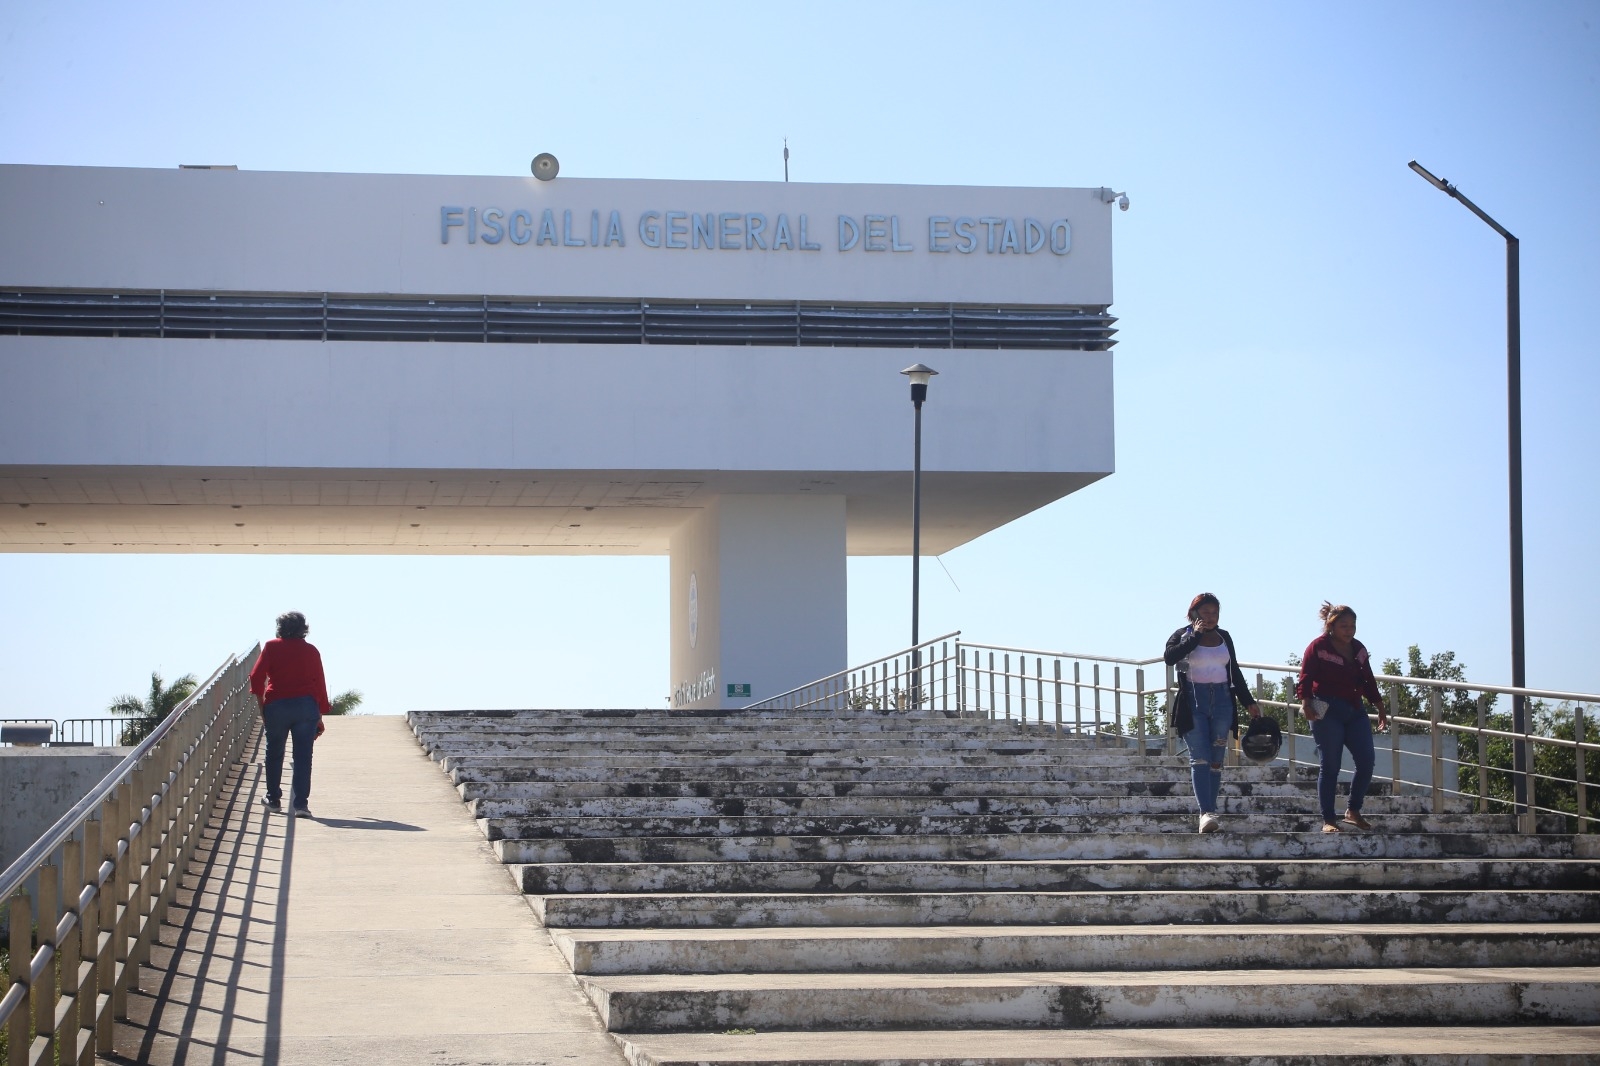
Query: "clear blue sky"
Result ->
[[2, 1, 1597, 718]]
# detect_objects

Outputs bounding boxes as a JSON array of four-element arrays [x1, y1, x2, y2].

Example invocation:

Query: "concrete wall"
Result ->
[[0, 748, 127, 873]]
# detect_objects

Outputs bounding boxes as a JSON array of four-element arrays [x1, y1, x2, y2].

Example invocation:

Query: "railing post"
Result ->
[[1576, 705, 1587, 834], [1113, 666, 1123, 736], [1034, 657, 1044, 727], [1003, 654, 1012, 721], [1073, 662, 1082, 734], [34, 860, 59, 1061], [1476, 694, 1490, 814], [987, 653, 996, 720], [1053, 659, 1063, 736], [8, 893, 29, 1066], [956, 644, 966, 718], [77, 817, 100, 1057], [1166, 664, 1178, 757], [1390, 686, 1402, 794], [56, 839, 81, 1063], [1429, 689, 1444, 815], [1135, 668, 1146, 757], [1092, 664, 1101, 732]]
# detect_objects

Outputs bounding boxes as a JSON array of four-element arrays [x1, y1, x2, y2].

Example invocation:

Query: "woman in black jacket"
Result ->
[[1164, 592, 1261, 833]]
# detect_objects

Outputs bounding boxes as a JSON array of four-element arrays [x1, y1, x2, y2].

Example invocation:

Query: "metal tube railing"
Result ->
[[0, 646, 260, 1063]]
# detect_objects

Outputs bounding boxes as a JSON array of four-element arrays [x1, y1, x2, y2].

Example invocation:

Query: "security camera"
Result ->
[[531, 153, 560, 181], [1117, 194, 1129, 212], [1098, 187, 1130, 212]]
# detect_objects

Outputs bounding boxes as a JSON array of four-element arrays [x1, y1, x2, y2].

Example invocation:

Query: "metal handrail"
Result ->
[[749, 632, 961, 712], [1, 645, 260, 1061]]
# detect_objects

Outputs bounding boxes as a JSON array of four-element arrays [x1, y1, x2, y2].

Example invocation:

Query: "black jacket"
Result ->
[[1163, 624, 1255, 736]]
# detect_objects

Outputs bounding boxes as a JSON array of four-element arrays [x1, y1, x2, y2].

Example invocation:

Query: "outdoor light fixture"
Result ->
[[901, 363, 938, 703], [1408, 159, 1529, 827], [531, 153, 560, 181]]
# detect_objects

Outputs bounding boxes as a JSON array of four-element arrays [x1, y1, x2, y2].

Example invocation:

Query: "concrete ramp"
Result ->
[[114, 716, 626, 1065], [412, 707, 1600, 1065]]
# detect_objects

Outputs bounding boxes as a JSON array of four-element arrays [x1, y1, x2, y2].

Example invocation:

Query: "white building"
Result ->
[[0, 164, 1119, 707]]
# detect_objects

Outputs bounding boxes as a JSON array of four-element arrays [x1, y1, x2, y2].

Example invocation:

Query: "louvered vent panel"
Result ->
[[800, 306, 950, 348], [1, 290, 1118, 350], [644, 303, 797, 344], [328, 298, 483, 341], [163, 294, 324, 338], [489, 302, 643, 342], [955, 308, 1118, 351], [0, 291, 162, 335]]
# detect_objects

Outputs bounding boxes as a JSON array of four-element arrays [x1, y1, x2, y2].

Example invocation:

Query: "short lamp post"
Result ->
[[1408, 160, 1530, 827], [901, 363, 938, 707]]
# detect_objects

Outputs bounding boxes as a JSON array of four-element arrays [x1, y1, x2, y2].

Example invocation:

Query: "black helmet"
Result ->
[[1241, 716, 1283, 765]]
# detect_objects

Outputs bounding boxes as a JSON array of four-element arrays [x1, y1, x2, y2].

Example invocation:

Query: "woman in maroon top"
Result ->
[[1296, 602, 1389, 832], [248, 611, 330, 817]]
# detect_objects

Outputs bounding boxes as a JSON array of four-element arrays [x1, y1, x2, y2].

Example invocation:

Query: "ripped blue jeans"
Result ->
[[1183, 682, 1233, 814]]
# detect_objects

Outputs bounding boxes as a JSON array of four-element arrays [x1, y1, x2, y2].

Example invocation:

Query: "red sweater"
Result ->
[[1296, 634, 1384, 710], [249, 638, 331, 716]]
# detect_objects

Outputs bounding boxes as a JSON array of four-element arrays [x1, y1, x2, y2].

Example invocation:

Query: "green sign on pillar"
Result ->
[[727, 683, 752, 698]]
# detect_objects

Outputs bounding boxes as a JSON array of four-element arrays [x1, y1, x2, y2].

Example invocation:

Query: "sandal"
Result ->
[[1342, 810, 1373, 831], [1320, 823, 1341, 833]]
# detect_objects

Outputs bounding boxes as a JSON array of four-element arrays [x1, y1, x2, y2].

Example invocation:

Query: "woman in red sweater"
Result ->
[[1296, 602, 1389, 833], [248, 611, 330, 817]]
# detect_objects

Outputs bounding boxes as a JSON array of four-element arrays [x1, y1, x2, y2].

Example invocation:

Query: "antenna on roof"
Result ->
[[783, 139, 789, 183]]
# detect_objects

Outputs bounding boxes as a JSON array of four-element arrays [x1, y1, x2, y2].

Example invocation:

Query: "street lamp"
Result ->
[[1408, 160, 1530, 826], [901, 362, 938, 706]]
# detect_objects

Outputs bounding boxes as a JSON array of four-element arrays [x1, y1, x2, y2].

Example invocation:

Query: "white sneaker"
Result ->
[[1198, 813, 1220, 834]]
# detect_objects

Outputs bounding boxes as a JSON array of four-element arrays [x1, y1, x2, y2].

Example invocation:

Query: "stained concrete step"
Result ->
[[580, 966, 1600, 1031], [461, 776, 1398, 801], [497, 830, 1594, 865], [441, 751, 1180, 772], [532, 888, 1600, 928], [554, 922, 1600, 975], [484, 811, 1515, 841], [614, 1025, 1600, 1065], [471, 794, 1447, 821], [514, 856, 1600, 895], [451, 761, 1262, 783]]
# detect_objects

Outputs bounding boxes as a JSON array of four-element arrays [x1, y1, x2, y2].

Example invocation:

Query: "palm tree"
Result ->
[[328, 689, 364, 715], [109, 671, 198, 746]]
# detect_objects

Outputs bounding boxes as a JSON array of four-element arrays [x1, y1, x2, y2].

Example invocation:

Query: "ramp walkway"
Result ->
[[112, 715, 627, 1065]]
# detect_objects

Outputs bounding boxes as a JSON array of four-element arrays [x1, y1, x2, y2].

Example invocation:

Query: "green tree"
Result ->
[[109, 671, 198, 745], [328, 689, 364, 715]]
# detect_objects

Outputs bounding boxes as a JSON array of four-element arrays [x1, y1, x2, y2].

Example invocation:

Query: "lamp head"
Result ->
[[1408, 160, 1454, 195], [901, 362, 938, 406]]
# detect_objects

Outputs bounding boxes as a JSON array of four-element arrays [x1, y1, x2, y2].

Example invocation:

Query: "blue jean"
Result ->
[[1311, 696, 1375, 824], [1183, 682, 1233, 813], [263, 695, 320, 807]]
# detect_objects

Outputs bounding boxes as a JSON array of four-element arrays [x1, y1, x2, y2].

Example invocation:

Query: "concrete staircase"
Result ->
[[408, 707, 1600, 1064]]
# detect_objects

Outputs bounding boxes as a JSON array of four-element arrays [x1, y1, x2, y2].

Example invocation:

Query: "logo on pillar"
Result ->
[[688, 572, 699, 650]]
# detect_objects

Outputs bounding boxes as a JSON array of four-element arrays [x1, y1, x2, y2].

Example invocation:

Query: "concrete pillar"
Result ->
[[669, 495, 847, 710]]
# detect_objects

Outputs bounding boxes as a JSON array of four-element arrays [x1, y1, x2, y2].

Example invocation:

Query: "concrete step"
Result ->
[[450, 761, 1285, 783], [533, 888, 1600, 928], [613, 1025, 1600, 1065], [514, 856, 1600, 895], [496, 830, 1592, 865], [483, 811, 1517, 841], [460, 776, 1403, 801], [440, 751, 1183, 772], [470, 793, 1448, 821], [580, 966, 1600, 1032], [554, 922, 1600, 975]]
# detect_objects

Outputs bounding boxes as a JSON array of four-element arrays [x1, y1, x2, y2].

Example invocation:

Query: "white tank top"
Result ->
[[1188, 639, 1232, 684]]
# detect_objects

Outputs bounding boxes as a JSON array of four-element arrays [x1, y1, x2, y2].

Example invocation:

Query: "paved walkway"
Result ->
[[114, 715, 628, 1066]]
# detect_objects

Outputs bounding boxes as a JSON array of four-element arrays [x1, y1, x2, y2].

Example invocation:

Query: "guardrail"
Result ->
[[754, 638, 1598, 834], [0, 646, 259, 1064], [0, 718, 136, 748]]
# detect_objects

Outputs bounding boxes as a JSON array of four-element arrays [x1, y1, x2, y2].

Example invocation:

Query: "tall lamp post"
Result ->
[[901, 363, 938, 706], [1408, 160, 1529, 825]]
